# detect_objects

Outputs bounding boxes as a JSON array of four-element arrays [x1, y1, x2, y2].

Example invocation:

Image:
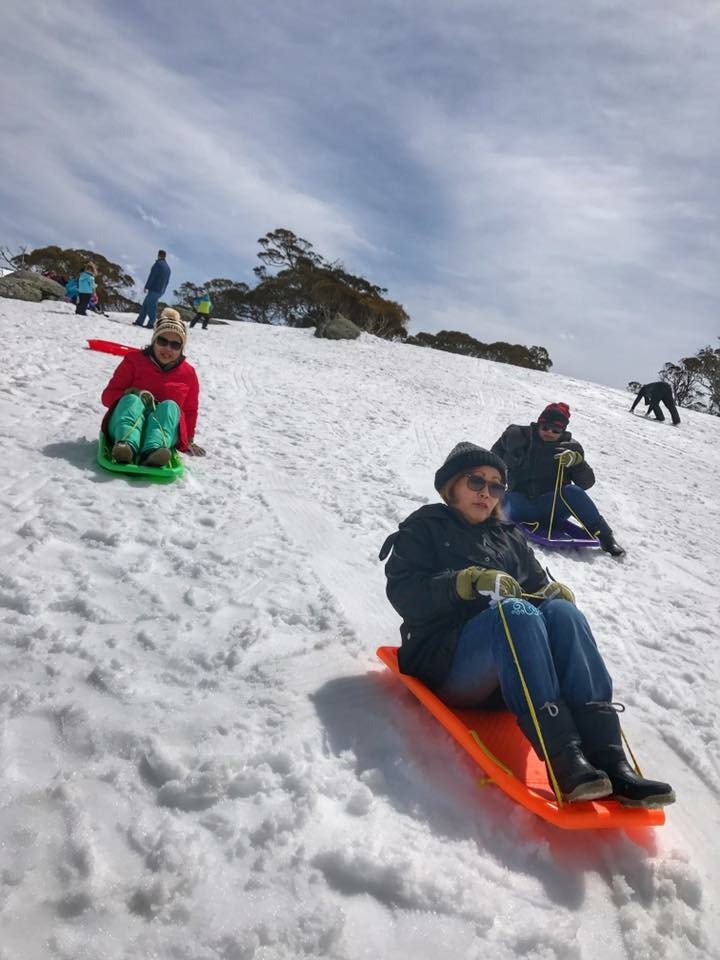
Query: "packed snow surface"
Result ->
[[1, 300, 719, 960]]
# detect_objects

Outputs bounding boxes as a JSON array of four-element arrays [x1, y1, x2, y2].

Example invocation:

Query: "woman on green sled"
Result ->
[[100, 309, 206, 465]]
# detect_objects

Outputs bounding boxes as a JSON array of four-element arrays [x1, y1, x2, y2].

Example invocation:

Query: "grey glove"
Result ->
[[186, 440, 206, 457]]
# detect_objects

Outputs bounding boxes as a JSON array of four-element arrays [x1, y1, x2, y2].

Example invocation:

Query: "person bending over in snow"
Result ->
[[100, 309, 207, 466], [491, 402, 625, 557], [630, 381, 681, 425], [379, 442, 675, 808]]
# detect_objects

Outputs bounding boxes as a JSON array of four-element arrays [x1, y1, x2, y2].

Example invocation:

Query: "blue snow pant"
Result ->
[[135, 291, 161, 328], [505, 485, 605, 534], [436, 598, 613, 714], [108, 395, 180, 458]]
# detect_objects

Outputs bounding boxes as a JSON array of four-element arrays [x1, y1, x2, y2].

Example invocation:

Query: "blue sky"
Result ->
[[2, 0, 719, 387]]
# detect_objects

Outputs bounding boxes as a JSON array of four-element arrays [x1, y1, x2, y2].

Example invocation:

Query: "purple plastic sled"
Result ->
[[518, 519, 600, 549]]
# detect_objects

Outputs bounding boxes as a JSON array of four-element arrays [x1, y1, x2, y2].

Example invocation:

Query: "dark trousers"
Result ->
[[190, 313, 208, 330], [75, 293, 92, 315], [648, 399, 681, 424]]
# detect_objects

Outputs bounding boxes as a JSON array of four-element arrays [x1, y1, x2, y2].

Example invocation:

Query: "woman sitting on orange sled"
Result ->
[[380, 442, 674, 808]]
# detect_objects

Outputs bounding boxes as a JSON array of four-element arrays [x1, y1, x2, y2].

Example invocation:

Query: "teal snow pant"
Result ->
[[108, 394, 180, 457]]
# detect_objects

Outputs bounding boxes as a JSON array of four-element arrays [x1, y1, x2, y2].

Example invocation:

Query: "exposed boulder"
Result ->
[[0, 277, 43, 302], [314, 313, 361, 341], [0, 270, 66, 301], [172, 305, 195, 325]]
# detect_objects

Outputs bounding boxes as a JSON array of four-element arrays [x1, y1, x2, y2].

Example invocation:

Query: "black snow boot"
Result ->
[[594, 520, 626, 557], [518, 700, 612, 803], [572, 703, 675, 808]]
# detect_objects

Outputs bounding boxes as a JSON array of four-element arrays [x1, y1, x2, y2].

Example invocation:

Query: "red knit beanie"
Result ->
[[538, 402, 570, 427]]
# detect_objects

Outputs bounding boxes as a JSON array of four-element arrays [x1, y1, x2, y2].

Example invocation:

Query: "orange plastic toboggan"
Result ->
[[377, 646, 665, 830]]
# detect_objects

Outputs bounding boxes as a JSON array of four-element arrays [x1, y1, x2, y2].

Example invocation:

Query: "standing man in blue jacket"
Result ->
[[135, 250, 171, 328]]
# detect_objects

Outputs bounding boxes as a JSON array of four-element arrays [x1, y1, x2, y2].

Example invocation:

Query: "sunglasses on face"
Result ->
[[464, 474, 507, 497], [155, 336, 183, 350], [539, 422, 564, 435]]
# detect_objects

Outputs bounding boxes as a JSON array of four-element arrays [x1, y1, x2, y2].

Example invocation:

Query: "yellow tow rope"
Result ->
[[115, 395, 170, 457], [496, 596, 643, 800], [547, 460, 596, 541], [496, 599, 564, 806]]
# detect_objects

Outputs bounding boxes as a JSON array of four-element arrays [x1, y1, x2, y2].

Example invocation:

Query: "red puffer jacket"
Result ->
[[100, 348, 200, 451]]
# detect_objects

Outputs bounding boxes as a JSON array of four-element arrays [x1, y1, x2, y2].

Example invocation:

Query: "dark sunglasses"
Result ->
[[155, 336, 183, 350], [539, 422, 564, 435], [465, 474, 507, 497]]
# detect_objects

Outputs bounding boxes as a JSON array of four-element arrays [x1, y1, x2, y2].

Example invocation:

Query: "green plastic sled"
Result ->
[[97, 433, 185, 484]]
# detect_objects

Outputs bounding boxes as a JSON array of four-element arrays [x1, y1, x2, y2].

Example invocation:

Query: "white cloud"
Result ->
[[2, 0, 720, 385], [136, 206, 163, 229]]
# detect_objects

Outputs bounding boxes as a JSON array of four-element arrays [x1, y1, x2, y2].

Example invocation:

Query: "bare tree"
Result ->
[[0, 245, 28, 271]]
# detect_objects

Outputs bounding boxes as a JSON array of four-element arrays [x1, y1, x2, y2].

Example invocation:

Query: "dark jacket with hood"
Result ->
[[491, 423, 595, 499], [630, 381, 674, 411], [379, 503, 548, 690]]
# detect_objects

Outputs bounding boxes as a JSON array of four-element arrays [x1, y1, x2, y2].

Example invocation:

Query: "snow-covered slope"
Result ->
[[1, 300, 719, 959]]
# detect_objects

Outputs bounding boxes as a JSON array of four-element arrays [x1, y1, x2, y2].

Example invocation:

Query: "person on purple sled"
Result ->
[[491, 402, 625, 557], [379, 442, 674, 807]]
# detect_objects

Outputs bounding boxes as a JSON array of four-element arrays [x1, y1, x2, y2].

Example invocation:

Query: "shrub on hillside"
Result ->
[[405, 329, 552, 372]]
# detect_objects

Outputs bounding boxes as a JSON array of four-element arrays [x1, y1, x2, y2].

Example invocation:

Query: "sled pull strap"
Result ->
[[116, 409, 146, 450], [547, 460, 564, 540], [621, 728, 643, 776], [469, 729, 515, 778], [547, 462, 598, 542], [497, 599, 564, 806]]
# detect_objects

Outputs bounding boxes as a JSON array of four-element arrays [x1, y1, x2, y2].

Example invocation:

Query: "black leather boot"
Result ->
[[573, 703, 675, 807], [518, 700, 612, 803], [598, 532, 626, 557], [594, 521, 626, 557]]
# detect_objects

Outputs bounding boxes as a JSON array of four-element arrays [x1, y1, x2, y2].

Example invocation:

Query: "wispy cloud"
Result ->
[[136, 205, 163, 229], [2, 0, 719, 385]]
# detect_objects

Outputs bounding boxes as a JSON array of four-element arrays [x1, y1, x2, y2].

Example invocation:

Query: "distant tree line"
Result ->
[[3, 230, 553, 372], [173, 229, 552, 371], [627, 341, 720, 417], [405, 330, 551, 372]]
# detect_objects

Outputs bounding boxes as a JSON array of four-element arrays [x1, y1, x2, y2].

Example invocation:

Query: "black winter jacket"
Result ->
[[491, 423, 595, 499], [630, 381, 674, 411], [379, 504, 548, 689]]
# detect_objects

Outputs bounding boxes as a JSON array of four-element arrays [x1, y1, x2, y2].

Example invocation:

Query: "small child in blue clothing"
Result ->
[[76, 263, 97, 316]]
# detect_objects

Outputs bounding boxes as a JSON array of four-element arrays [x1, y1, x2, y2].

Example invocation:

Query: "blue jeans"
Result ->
[[505, 486, 603, 533], [135, 291, 161, 328], [436, 599, 612, 715]]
